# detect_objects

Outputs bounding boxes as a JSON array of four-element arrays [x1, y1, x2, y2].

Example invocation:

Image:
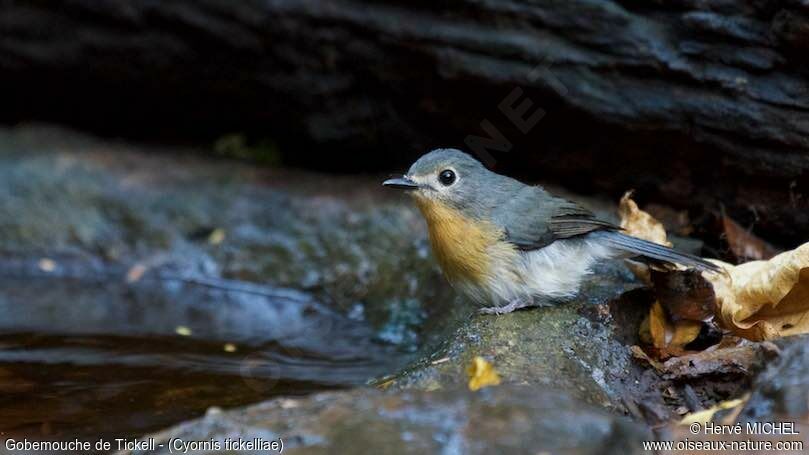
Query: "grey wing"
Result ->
[[493, 186, 620, 250]]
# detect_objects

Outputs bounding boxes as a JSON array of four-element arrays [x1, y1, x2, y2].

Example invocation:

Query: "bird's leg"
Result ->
[[478, 298, 532, 315]]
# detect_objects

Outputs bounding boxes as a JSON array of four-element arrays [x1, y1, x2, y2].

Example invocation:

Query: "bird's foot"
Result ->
[[478, 299, 532, 315]]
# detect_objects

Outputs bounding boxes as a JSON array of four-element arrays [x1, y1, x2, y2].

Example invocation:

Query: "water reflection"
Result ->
[[0, 275, 403, 440]]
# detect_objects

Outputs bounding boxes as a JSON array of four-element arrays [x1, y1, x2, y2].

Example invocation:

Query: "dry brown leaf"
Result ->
[[619, 191, 672, 248], [660, 342, 772, 379], [671, 321, 703, 348], [721, 215, 780, 262], [634, 341, 772, 379], [619, 192, 674, 283], [649, 301, 669, 349], [467, 356, 501, 391], [707, 243, 809, 341], [622, 193, 704, 356], [651, 269, 715, 321], [648, 301, 702, 354], [620, 193, 809, 343], [638, 311, 653, 345]]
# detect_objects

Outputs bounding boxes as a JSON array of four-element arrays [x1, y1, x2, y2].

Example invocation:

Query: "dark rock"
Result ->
[[387, 262, 647, 411], [0, 125, 453, 349], [1, 1, 808, 245], [772, 8, 809, 50], [653, 336, 809, 447], [740, 335, 809, 421], [3, 125, 797, 446], [120, 386, 652, 455], [680, 11, 772, 44], [0, 126, 446, 438], [0, 126, 663, 440]]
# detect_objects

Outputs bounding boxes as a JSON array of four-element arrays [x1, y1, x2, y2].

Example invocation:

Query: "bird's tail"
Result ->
[[593, 230, 721, 273]]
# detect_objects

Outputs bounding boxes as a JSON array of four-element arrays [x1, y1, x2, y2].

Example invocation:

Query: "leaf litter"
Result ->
[[618, 192, 806, 425]]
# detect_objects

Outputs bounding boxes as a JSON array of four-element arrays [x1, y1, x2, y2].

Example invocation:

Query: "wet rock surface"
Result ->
[[387, 264, 644, 410], [0, 125, 453, 347], [653, 335, 809, 448], [121, 335, 809, 455], [741, 336, 809, 422], [0, 125, 803, 450], [0, 125, 447, 438], [123, 386, 651, 455]]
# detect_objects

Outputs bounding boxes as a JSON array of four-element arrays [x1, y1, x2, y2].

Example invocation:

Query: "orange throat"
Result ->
[[414, 196, 509, 284]]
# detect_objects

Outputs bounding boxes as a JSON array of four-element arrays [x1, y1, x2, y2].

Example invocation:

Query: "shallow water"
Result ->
[[0, 275, 403, 441], [0, 131, 435, 444]]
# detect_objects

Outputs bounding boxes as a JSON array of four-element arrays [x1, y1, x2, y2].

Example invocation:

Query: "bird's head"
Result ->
[[383, 148, 498, 217]]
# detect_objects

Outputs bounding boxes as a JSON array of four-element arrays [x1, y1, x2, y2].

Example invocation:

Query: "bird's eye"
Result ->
[[438, 169, 456, 186]]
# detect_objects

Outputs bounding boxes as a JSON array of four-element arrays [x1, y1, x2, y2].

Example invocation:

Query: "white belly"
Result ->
[[459, 236, 620, 306]]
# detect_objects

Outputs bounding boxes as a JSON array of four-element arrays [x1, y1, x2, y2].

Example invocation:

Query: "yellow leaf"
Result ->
[[208, 228, 226, 245], [618, 192, 675, 283], [619, 192, 809, 342], [618, 191, 672, 247], [467, 356, 501, 391], [707, 243, 809, 341], [223, 343, 237, 353], [175, 326, 192, 336], [648, 301, 701, 350], [638, 314, 653, 345], [649, 301, 669, 348], [671, 320, 702, 347], [680, 397, 746, 425]]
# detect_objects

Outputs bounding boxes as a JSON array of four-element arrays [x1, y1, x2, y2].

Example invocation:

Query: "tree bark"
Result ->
[[1, 0, 808, 245]]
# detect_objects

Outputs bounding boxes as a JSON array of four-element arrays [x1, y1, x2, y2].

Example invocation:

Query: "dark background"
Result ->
[[2, 0, 808, 246]]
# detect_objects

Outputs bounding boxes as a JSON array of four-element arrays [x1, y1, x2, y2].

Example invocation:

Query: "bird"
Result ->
[[383, 148, 719, 314]]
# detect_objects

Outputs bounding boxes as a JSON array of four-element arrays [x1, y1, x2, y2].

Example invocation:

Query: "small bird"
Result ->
[[384, 149, 719, 314]]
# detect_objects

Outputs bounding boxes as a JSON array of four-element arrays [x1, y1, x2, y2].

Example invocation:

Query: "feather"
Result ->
[[493, 186, 718, 273], [494, 186, 618, 250], [593, 230, 721, 272]]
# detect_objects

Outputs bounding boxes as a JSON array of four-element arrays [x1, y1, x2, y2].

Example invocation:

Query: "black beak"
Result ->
[[383, 176, 420, 190]]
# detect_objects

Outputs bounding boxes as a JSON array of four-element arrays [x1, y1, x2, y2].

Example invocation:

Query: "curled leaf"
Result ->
[[467, 356, 501, 391], [619, 192, 675, 283], [619, 191, 672, 248], [707, 243, 809, 341], [619, 193, 809, 343], [649, 301, 668, 349], [671, 321, 703, 348], [648, 301, 702, 356]]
